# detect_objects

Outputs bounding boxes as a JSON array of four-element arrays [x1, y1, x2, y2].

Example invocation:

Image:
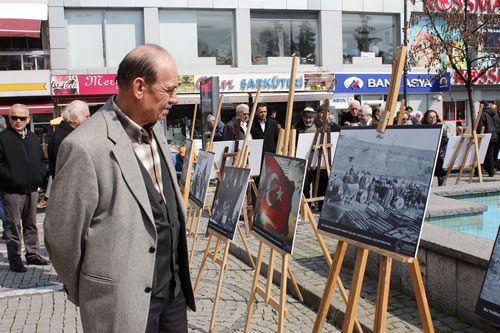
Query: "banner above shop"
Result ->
[[51, 72, 335, 96], [334, 73, 451, 94]]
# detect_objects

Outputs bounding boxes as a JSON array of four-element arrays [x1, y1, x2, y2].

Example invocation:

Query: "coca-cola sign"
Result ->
[[51, 74, 118, 96], [51, 75, 79, 95]]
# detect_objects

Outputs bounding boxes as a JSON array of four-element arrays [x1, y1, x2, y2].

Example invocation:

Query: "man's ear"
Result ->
[[132, 77, 146, 99]]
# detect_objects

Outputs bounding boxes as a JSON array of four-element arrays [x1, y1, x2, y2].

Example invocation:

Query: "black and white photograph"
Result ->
[[318, 125, 443, 257], [179, 139, 194, 188], [252, 153, 307, 254], [208, 167, 251, 240], [475, 227, 500, 327], [189, 150, 216, 208]]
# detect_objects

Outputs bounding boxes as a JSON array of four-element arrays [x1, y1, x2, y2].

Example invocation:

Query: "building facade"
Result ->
[[2, 0, 497, 145]]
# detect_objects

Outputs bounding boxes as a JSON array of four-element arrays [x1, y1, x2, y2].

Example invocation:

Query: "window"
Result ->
[[342, 13, 399, 65], [65, 9, 144, 69], [251, 11, 319, 65], [159, 10, 234, 66]]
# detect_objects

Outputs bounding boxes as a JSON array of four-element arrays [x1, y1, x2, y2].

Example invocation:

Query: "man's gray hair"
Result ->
[[360, 104, 372, 116], [62, 100, 89, 123], [235, 104, 249, 114], [348, 100, 360, 109], [9, 104, 29, 116], [0, 115, 6, 128]]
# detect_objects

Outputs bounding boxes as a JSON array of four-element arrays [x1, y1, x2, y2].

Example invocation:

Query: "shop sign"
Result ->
[[51, 74, 197, 96], [424, 0, 500, 13], [453, 67, 500, 85], [330, 95, 355, 109], [334, 73, 451, 94], [194, 73, 334, 93]]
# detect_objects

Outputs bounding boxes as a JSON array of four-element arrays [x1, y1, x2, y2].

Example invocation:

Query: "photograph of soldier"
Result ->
[[189, 151, 215, 208], [475, 227, 500, 327], [318, 126, 443, 257], [252, 153, 306, 254], [208, 167, 251, 240]]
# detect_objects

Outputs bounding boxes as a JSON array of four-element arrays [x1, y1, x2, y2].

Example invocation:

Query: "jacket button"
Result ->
[[149, 247, 155, 253], [145, 287, 152, 293]]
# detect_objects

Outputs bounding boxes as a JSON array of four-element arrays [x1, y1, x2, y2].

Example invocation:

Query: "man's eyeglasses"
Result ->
[[11, 116, 28, 121], [241, 113, 249, 116]]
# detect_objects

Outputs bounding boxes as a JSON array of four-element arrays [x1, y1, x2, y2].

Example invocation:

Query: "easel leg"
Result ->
[[287, 266, 304, 303], [342, 248, 369, 333], [313, 241, 348, 333], [209, 239, 231, 333], [373, 256, 392, 333], [194, 234, 214, 295], [189, 208, 203, 268], [237, 224, 256, 269], [244, 242, 265, 333], [408, 260, 435, 333], [186, 205, 194, 231], [278, 254, 289, 333], [265, 249, 276, 302]]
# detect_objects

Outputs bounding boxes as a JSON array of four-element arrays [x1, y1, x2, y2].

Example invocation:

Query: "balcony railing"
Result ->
[[0, 51, 49, 71]]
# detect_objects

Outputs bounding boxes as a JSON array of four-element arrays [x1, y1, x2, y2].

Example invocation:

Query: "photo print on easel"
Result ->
[[476, 227, 500, 327], [179, 139, 194, 188], [208, 167, 251, 240], [252, 153, 306, 254], [189, 150, 216, 208], [318, 125, 443, 257]]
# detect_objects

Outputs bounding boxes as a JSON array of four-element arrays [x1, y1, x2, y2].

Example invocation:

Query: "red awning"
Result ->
[[0, 103, 53, 115], [0, 19, 41, 38]]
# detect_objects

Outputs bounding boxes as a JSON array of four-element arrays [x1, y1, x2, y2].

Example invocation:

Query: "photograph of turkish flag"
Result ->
[[252, 153, 306, 254]]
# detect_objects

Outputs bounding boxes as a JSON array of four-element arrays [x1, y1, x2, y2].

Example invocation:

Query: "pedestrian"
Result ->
[[222, 104, 250, 140], [423, 110, 448, 185], [250, 102, 279, 154], [293, 106, 320, 133], [0, 115, 6, 239], [48, 100, 90, 177], [172, 146, 185, 179], [0, 104, 50, 272], [358, 105, 373, 126], [205, 114, 224, 141], [44, 44, 195, 333], [341, 100, 360, 126], [478, 102, 500, 177]]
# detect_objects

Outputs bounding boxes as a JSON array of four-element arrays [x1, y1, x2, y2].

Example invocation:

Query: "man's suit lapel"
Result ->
[[103, 108, 155, 226]]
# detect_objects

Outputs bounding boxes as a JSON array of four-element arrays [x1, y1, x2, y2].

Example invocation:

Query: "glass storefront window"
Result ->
[[251, 11, 319, 65], [159, 10, 235, 66], [342, 13, 399, 65], [65, 9, 144, 68]]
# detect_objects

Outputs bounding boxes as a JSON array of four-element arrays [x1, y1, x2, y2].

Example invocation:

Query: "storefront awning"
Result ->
[[0, 103, 53, 115], [0, 18, 41, 37]]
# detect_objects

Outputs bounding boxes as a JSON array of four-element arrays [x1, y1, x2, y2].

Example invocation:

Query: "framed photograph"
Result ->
[[475, 227, 500, 327], [208, 139, 264, 178], [252, 153, 307, 254], [318, 125, 443, 258], [296, 132, 340, 168], [179, 139, 194, 188], [208, 167, 251, 240], [189, 150, 216, 208]]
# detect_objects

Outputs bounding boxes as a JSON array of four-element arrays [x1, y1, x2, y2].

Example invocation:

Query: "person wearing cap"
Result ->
[[172, 146, 185, 180], [293, 106, 321, 133], [205, 114, 225, 141]]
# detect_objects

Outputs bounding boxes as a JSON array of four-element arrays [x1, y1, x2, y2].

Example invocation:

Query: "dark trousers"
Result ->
[[3, 192, 40, 263], [484, 141, 497, 176], [145, 290, 188, 333]]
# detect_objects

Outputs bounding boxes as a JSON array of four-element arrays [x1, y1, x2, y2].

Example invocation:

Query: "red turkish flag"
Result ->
[[257, 155, 295, 237]]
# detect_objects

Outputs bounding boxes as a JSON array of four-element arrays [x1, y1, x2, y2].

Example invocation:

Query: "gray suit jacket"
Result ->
[[44, 99, 195, 333]]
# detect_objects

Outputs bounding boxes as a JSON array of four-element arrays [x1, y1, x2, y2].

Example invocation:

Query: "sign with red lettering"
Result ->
[[453, 67, 500, 85], [424, 0, 500, 13]]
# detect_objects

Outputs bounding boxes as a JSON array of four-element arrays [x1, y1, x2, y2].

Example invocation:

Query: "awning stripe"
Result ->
[[0, 18, 41, 38], [0, 103, 53, 115]]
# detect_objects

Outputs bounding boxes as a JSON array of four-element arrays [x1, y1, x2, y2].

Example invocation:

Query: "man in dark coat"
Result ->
[[0, 104, 50, 272], [340, 100, 360, 126], [250, 103, 279, 154], [222, 104, 250, 141], [48, 100, 89, 176], [478, 102, 500, 177]]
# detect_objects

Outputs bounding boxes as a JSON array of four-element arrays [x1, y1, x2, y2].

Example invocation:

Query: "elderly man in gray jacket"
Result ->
[[44, 44, 195, 333]]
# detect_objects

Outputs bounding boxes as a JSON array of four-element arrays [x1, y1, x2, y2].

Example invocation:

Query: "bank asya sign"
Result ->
[[334, 73, 451, 94], [424, 0, 500, 13]]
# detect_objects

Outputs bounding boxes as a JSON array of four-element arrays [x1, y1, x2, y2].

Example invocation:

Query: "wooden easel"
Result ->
[[313, 45, 435, 333], [187, 96, 225, 268], [181, 103, 198, 210], [244, 56, 305, 333], [449, 104, 486, 185]]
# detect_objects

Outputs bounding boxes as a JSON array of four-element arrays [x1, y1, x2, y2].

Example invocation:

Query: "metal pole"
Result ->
[[403, 0, 408, 104]]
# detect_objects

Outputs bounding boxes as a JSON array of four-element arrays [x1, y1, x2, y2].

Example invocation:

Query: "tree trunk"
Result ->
[[465, 81, 476, 129]]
